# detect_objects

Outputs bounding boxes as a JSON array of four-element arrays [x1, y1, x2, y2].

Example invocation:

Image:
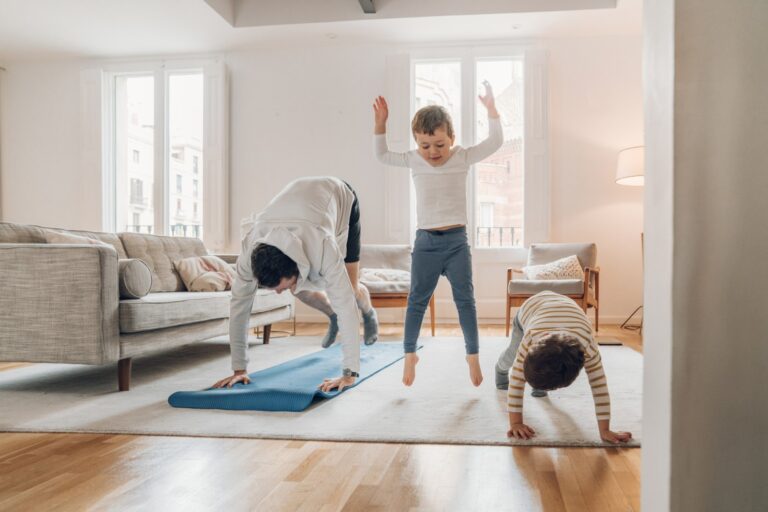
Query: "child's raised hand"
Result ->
[[478, 80, 496, 111], [373, 96, 389, 128]]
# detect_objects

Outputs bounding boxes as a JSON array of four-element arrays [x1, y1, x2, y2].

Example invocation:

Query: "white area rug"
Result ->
[[0, 336, 641, 447]]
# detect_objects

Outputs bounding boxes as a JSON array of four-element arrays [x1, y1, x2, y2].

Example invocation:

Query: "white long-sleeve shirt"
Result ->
[[374, 117, 503, 230], [229, 177, 360, 372]]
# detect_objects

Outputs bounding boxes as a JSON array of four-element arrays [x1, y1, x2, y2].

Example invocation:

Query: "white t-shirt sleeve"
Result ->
[[320, 237, 361, 372], [464, 116, 504, 164], [229, 239, 257, 371], [374, 134, 411, 168]]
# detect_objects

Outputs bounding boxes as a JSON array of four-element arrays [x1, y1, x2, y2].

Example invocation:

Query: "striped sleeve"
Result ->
[[506, 335, 532, 414], [584, 352, 611, 421]]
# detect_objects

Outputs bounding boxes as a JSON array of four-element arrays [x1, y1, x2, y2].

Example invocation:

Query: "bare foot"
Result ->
[[402, 353, 419, 386], [466, 354, 483, 387]]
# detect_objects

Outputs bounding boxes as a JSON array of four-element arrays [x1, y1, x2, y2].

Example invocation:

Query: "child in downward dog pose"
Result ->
[[372, 81, 503, 387], [496, 291, 633, 443]]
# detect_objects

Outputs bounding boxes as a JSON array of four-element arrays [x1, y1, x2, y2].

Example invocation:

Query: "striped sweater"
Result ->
[[507, 291, 610, 421]]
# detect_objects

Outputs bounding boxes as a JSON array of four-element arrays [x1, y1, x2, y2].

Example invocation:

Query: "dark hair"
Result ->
[[251, 243, 299, 288], [523, 333, 585, 391], [411, 105, 455, 139]]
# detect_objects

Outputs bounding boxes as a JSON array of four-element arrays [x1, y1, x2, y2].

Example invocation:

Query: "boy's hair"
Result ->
[[251, 243, 299, 288], [411, 105, 455, 139], [523, 333, 585, 391]]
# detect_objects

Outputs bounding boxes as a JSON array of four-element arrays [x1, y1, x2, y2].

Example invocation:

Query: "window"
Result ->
[[132, 212, 140, 228], [193, 202, 198, 218], [408, 48, 548, 251], [130, 178, 144, 205], [96, 59, 227, 248]]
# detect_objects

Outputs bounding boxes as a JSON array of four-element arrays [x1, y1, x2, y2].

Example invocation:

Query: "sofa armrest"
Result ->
[[0, 243, 120, 364], [213, 254, 239, 264]]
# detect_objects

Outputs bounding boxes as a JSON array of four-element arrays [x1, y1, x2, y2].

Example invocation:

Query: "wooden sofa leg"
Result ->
[[595, 306, 599, 332], [118, 358, 132, 392], [263, 324, 272, 344]]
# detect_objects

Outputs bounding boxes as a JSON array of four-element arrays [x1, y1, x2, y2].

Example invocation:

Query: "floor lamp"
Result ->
[[616, 146, 644, 332]]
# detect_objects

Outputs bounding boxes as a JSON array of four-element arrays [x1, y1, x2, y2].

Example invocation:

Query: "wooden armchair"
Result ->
[[505, 243, 600, 335]]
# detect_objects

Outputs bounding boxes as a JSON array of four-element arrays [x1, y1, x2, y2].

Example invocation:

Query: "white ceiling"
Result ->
[[0, 0, 641, 62]]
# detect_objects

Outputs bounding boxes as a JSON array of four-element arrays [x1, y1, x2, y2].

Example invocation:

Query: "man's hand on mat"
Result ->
[[212, 370, 251, 389], [599, 428, 633, 444], [318, 376, 356, 393], [507, 423, 536, 440]]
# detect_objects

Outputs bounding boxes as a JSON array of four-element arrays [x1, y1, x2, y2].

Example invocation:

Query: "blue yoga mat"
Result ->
[[168, 342, 414, 412]]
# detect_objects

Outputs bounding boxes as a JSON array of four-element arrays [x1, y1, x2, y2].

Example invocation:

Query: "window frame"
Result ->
[[407, 45, 549, 261], [90, 57, 229, 251]]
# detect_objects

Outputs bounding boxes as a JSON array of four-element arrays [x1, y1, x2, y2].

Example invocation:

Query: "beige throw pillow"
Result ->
[[522, 254, 584, 281], [174, 255, 237, 292]]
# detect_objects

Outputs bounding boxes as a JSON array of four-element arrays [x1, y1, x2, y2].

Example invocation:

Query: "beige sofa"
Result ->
[[0, 222, 294, 391]]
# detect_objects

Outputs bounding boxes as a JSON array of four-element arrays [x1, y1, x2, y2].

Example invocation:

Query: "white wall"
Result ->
[[0, 36, 643, 323], [0, 60, 102, 230], [644, 1, 768, 511]]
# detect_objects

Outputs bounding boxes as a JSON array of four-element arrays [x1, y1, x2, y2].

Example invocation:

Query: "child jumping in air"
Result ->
[[372, 81, 503, 387], [496, 291, 633, 444]]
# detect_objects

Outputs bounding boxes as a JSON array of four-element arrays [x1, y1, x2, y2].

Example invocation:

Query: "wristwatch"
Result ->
[[342, 368, 360, 378]]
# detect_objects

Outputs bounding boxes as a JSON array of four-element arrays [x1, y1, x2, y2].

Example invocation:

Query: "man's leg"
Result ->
[[345, 261, 378, 345], [293, 290, 339, 348]]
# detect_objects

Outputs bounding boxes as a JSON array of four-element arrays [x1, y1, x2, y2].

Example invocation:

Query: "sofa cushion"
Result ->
[[119, 232, 208, 292], [118, 259, 152, 299], [119, 289, 293, 333], [528, 243, 596, 270], [360, 268, 411, 294], [0, 222, 128, 258]]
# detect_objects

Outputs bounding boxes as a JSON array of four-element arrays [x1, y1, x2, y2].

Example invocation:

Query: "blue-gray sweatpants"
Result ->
[[403, 226, 479, 354]]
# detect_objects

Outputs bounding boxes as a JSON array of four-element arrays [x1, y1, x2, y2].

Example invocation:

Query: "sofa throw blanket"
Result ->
[[174, 255, 237, 292]]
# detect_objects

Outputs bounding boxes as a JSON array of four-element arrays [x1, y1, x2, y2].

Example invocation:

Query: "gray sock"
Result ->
[[362, 308, 379, 346], [531, 389, 548, 398], [321, 314, 339, 348], [495, 365, 509, 390]]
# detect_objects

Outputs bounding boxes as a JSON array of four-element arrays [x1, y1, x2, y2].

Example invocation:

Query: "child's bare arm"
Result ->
[[507, 412, 536, 440], [598, 419, 633, 444]]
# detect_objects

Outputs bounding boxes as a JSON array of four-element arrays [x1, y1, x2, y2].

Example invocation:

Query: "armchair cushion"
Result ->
[[360, 268, 411, 294], [528, 243, 597, 270], [359, 244, 411, 271], [508, 278, 586, 296], [522, 254, 584, 281]]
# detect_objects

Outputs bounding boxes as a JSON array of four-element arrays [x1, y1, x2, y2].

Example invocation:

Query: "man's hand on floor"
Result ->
[[319, 376, 356, 393], [212, 370, 251, 389]]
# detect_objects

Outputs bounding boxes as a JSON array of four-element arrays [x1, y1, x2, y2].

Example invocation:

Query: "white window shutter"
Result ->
[[80, 68, 109, 230], [202, 60, 229, 253], [383, 53, 411, 244]]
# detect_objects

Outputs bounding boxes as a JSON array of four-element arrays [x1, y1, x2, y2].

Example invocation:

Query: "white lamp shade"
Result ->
[[616, 146, 645, 186]]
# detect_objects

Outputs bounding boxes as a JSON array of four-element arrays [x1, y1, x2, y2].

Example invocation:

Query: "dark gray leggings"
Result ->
[[403, 226, 479, 354]]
